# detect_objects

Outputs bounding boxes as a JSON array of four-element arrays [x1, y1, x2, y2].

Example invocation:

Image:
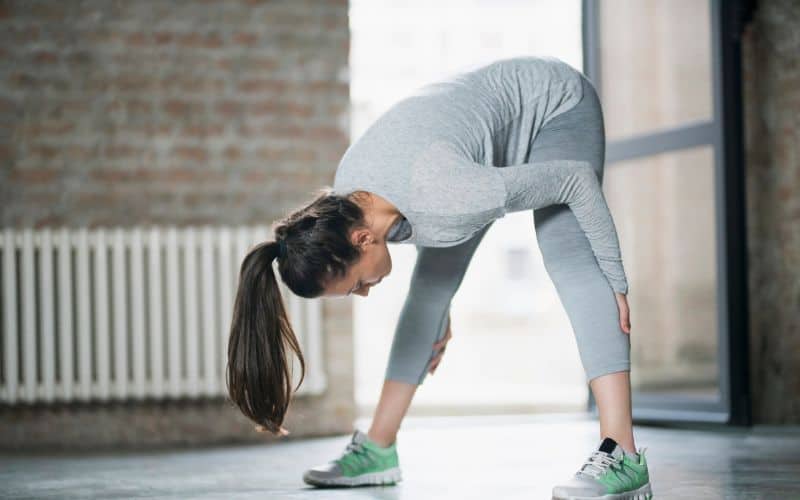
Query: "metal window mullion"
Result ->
[[606, 121, 717, 165]]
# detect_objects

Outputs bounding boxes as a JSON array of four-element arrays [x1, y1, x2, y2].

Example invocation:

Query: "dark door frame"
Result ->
[[582, 0, 754, 427]]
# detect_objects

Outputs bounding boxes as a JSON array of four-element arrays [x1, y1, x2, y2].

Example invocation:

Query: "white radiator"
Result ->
[[0, 225, 326, 404]]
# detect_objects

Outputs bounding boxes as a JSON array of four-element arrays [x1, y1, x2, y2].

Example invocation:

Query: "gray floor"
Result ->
[[2, 413, 800, 499]]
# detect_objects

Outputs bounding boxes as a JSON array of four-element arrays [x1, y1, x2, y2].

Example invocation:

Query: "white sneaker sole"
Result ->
[[552, 482, 653, 500], [303, 466, 402, 487]]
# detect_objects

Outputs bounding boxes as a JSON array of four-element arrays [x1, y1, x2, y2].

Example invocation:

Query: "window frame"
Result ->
[[582, 0, 753, 426]]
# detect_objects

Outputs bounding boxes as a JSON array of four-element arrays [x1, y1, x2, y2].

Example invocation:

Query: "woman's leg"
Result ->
[[528, 75, 637, 453], [367, 380, 417, 447], [368, 222, 493, 446], [590, 371, 635, 453]]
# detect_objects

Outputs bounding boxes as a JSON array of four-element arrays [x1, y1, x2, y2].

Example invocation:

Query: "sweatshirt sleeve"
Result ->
[[495, 159, 629, 294]]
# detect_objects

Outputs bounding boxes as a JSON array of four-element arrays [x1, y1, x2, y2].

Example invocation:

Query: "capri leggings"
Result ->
[[384, 74, 631, 386]]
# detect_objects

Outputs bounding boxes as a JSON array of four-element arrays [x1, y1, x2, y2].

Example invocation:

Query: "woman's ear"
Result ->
[[352, 226, 376, 248]]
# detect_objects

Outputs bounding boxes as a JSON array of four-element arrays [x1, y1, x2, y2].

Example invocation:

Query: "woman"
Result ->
[[227, 55, 653, 499]]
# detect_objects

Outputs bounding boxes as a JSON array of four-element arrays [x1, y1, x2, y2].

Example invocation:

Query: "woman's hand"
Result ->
[[429, 313, 452, 375], [614, 291, 631, 334]]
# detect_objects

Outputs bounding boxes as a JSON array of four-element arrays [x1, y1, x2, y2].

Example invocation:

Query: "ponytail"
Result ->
[[226, 240, 306, 435]]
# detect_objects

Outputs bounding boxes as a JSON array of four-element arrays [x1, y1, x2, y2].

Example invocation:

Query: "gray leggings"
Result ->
[[385, 74, 630, 386]]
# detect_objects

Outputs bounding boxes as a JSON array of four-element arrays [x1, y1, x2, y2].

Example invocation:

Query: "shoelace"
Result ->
[[344, 440, 366, 455], [338, 436, 372, 461], [577, 450, 620, 479], [336, 437, 375, 468]]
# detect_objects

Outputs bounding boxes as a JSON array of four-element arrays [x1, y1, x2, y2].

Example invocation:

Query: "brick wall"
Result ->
[[0, 0, 355, 449], [741, 0, 800, 424]]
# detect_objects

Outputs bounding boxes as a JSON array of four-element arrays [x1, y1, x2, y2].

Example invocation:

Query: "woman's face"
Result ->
[[324, 227, 392, 297]]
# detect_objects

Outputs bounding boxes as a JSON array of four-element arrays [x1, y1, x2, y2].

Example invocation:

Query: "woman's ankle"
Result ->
[[366, 429, 396, 448]]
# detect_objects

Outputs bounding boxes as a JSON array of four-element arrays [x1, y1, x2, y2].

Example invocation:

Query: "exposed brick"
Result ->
[[304, 80, 349, 97], [0, 143, 14, 161], [249, 56, 281, 71], [304, 124, 346, 141], [74, 191, 117, 208], [231, 32, 260, 46], [7, 72, 36, 89], [234, 123, 260, 137], [256, 145, 315, 162], [0, 98, 17, 114], [111, 124, 173, 137], [35, 214, 67, 228], [103, 144, 153, 160], [115, 76, 158, 92], [153, 31, 174, 45], [222, 146, 242, 161], [31, 50, 59, 64], [56, 99, 92, 115], [9, 168, 60, 183], [163, 99, 206, 117], [316, 147, 347, 163], [125, 32, 151, 47], [89, 169, 138, 183], [20, 121, 75, 136], [160, 78, 226, 94], [170, 146, 209, 162], [236, 79, 289, 94], [84, 30, 121, 46], [241, 170, 268, 183], [214, 100, 243, 117], [182, 191, 244, 207], [180, 124, 225, 138], [1, 0, 352, 450], [90, 167, 226, 184], [18, 191, 59, 205], [3, 25, 39, 43], [104, 99, 154, 116], [59, 145, 94, 162], [250, 100, 313, 118], [164, 167, 226, 183], [249, 101, 284, 121], [175, 32, 224, 49], [27, 144, 60, 161]]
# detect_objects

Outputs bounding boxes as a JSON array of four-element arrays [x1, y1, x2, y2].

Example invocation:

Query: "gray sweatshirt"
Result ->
[[332, 56, 628, 294]]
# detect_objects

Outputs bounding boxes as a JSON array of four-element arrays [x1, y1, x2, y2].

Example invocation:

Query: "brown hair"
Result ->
[[226, 187, 368, 435]]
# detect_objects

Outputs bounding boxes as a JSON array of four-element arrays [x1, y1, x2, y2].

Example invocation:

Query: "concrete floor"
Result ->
[[2, 413, 800, 499]]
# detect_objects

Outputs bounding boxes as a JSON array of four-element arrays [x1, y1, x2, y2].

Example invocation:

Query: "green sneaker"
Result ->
[[552, 437, 653, 499], [302, 429, 402, 487]]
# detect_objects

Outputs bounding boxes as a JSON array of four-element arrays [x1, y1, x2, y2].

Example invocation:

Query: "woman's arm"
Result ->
[[410, 141, 628, 294], [494, 159, 629, 294]]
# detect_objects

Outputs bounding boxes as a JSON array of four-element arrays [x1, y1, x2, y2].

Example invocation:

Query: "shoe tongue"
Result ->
[[598, 437, 624, 460], [351, 429, 368, 445]]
